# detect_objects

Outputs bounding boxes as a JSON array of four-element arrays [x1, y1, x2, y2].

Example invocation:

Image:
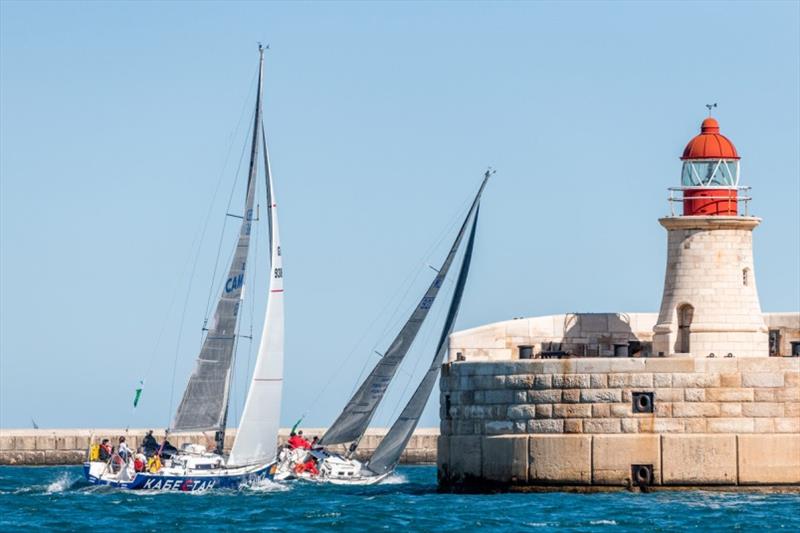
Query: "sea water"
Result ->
[[1, 466, 798, 531]]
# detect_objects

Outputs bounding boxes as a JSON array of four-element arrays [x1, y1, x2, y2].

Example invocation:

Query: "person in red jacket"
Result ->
[[294, 458, 319, 476], [297, 431, 311, 449], [288, 430, 312, 449]]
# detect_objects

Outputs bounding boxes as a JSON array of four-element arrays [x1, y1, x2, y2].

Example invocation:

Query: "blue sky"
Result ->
[[1, 1, 798, 430]]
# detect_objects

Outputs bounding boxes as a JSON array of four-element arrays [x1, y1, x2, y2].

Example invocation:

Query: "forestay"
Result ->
[[320, 171, 491, 448], [367, 205, 480, 474], [171, 49, 265, 441]]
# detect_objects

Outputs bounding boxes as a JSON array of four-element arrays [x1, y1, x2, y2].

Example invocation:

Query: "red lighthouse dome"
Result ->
[[678, 116, 742, 216], [681, 117, 740, 160]]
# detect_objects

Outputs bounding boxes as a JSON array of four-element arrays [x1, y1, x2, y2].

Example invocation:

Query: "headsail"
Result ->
[[228, 122, 284, 467], [367, 204, 480, 474], [320, 171, 491, 448], [171, 46, 265, 452]]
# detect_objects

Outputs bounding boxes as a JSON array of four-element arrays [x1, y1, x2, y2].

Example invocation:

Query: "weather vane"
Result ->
[[705, 103, 717, 116]]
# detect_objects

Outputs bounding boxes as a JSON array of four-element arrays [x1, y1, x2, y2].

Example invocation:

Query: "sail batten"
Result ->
[[171, 48, 265, 452], [320, 173, 490, 449]]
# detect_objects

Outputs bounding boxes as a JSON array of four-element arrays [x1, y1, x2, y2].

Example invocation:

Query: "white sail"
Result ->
[[228, 139, 284, 467]]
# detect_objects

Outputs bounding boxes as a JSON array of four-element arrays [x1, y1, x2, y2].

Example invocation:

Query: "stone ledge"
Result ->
[[441, 433, 800, 490], [0, 428, 439, 466]]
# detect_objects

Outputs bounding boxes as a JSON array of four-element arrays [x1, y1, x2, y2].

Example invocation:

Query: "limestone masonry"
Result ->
[[438, 116, 800, 491], [438, 357, 799, 488]]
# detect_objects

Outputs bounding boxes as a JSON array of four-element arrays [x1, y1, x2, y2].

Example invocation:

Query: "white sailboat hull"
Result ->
[[84, 451, 277, 491], [274, 448, 393, 485]]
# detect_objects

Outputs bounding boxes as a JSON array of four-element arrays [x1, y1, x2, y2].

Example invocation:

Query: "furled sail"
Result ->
[[171, 48, 265, 447], [367, 205, 480, 475], [227, 127, 284, 467], [320, 171, 491, 448]]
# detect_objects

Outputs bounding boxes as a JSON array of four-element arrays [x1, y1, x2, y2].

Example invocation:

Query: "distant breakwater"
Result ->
[[0, 428, 439, 465]]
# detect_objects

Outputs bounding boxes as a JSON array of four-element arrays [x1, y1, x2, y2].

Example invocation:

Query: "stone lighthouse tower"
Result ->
[[653, 115, 768, 357]]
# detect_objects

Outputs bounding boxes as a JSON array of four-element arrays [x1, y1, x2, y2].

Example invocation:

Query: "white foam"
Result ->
[[590, 520, 618, 525], [379, 472, 407, 485], [245, 478, 291, 493], [45, 472, 74, 494]]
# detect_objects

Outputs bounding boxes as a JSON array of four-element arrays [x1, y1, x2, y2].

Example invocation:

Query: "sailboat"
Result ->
[[275, 169, 490, 484], [83, 45, 285, 491]]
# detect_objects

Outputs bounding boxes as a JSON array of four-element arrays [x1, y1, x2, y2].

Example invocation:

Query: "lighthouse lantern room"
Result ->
[[671, 116, 750, 216]]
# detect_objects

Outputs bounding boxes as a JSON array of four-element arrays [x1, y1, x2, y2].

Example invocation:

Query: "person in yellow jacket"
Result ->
[[147, 455, 162, 473]]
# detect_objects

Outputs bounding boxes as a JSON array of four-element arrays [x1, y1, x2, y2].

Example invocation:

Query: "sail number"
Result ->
[[225, 273, 244, 293], [420, 296, 435, 309], [274, 268, 283, 279]]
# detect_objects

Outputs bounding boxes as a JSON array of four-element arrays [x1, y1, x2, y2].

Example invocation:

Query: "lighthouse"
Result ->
[[652, 115, 768, 357]]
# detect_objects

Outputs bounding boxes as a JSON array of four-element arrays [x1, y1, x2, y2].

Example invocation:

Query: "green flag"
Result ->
[[290, 416, 304, 434], [133, 381, 144, 408]]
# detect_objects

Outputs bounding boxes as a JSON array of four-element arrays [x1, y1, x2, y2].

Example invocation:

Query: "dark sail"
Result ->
[[320, 172, 490, 448], [171, 48, 265, 447], [367, 204, 480, 474]]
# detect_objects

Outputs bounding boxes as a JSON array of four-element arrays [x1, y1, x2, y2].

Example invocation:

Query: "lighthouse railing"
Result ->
[[667, 186, 752, 217]]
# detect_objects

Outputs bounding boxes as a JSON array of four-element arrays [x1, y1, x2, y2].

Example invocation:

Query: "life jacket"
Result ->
[[147, 455, 162, 473], [134, 458, 145, 472], [89, 444, 100, 461], [288, 435, 303, 449], [99, 444, 112, 461], [304, 460, 319, 476]]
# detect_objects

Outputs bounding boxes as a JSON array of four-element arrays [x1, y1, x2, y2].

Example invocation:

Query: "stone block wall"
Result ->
[[0, 428, 439, 466], [438, 357, 800, 489]]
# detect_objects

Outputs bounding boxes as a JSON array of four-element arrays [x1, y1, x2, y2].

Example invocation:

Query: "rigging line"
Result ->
[[365, 204, 470, 362], [244, 195, 260, 394], [167, 69, 260, 426], [298, 181, 478, 415], [203, 115, 254, 323], [381, 258, 456, 426], [349, 194, 473, 395], [137, 76, 259, 399], [369, 188, 474, 348], [200, 64, 259, 321]]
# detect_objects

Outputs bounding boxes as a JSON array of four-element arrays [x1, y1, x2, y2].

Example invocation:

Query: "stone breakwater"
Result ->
[[0, 428, 438, 466], [438, 357, 800, 490]]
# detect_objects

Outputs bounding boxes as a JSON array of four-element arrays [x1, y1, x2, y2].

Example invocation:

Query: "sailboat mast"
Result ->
[[171, 46, 266, 455], [216, 45, 266, 454], [226, 53, 286, 468]]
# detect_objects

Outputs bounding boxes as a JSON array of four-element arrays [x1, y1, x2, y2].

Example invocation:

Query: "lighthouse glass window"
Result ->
[[681, 159, 739, 187]]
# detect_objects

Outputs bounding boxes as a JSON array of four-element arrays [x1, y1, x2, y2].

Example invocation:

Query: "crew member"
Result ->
[[142, 430, 158, 457], [287, 431, 304, 449], [98, 439, 112, 461], [133, 448, 147, 473], [118, 436, 131, 462]]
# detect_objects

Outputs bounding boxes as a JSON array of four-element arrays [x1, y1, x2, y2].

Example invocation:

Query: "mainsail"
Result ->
[[367, 205, 480, 474], [320, 171, 491, 448], [171, 47, 265, 451], [228, 126, 284, 467]]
